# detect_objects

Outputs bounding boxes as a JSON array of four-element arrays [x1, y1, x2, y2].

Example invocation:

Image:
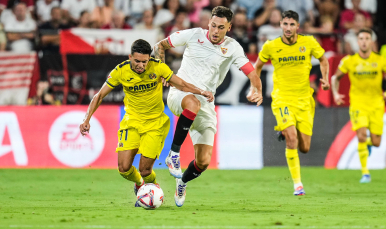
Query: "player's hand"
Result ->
[[334, 93, 345, 105], [247, 88, 263, 107], [320, 78, 330, 90], [201, 90, 214, 102], [79, 121, 90, 136], [161, 77, 171, 87]]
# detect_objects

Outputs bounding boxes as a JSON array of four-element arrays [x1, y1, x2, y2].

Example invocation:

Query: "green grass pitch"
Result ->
[[0, 168, 385, 229]]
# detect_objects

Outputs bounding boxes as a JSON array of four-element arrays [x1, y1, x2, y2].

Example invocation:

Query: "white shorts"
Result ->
[[167, 87, 217, 146]]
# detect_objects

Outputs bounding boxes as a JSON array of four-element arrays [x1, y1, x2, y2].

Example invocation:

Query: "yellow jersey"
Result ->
[[259, 35, 325, 109], [338, 52, 386, 110], [106, 58, 173, 120]]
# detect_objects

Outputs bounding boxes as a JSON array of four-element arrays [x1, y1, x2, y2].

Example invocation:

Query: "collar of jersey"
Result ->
[[206, 31, 225, 45], [357, 52, 372, 60], [280, 36, 298, 46]]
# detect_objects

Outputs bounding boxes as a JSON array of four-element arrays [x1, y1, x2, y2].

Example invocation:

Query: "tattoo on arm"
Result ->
[[154, 38, 172, 63]]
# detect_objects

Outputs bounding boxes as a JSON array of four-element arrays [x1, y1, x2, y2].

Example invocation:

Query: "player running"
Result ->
[[154, 6, 263, 207], [331, 29, 386, 183], [79, 39, 213, 206], [254, 10, 330, 196]]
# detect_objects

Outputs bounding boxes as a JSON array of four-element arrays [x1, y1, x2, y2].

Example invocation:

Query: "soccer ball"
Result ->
[[136, 183, 164, 209]]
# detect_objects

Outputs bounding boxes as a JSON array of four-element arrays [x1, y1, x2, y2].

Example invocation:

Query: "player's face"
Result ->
[[357, 32, 372, 53], [129, 53, 150, 74], [208, 16, 231, 44], [280, 17, 299, 39]]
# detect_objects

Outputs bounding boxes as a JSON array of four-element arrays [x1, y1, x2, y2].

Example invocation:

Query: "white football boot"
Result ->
[[165, 150, 183, 178], [174, 178, 187, 207]]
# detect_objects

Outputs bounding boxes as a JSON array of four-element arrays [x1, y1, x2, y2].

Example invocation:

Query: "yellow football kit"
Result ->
[[338, 52, 386, 135], [106, 58, 173, 159], [259, 35, 325, 136]]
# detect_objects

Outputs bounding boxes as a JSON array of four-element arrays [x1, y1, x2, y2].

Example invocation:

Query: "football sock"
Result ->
[[358, 142, 370, 175], [119, 166, 143, 186], [285, 148, 301, 184], [181, 160, 204, 183], [143, 170, 157, 184], [366, 137, 373, 146], [171, 109, 197, 152]]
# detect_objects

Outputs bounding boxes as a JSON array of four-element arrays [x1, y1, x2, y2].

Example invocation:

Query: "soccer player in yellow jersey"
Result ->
[[79, 39, 213, 206], [332, 29, 386, 183], [254, 10, 330, 195]]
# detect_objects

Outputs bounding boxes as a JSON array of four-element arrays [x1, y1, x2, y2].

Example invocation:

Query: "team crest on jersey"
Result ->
[[149, 73, 157, 79], [372, 62, 378, 68], [221, 47, 228, 54], [299, 46, 306, 53]]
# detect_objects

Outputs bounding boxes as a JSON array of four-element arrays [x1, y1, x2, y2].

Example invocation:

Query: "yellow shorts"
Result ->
[[349, 107, 384, 135], [272, 98, 315, 136], [116, 113, 170, 159]]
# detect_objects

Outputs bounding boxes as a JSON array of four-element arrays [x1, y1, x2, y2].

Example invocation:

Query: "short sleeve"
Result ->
[[159, 62, 173, 82], [338, 55, 350, 74], [258, 41, 270, 62], [382, 57, 386, 73], [232, 44, 254, 75], [106, 65, 121, 89], [310, 36, 325, 59], [168, 28, 198, 48]]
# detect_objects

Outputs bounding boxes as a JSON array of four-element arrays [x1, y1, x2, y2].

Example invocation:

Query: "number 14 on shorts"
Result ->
[[280, 107, 289, 124]]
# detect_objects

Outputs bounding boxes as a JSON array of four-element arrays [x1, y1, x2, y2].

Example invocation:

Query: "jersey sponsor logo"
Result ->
[[278, 56, 306, 62], [127, 78, 134, 82], [128, 81, 158, 92], [198, 39, 204, 44], [49, 111, 105, 167], [221, 47, 228, 54], [277, 49, 283, 53], [149, 73, 157, 79], [353, 71, 378, 78], [299, 46, 306, 53]]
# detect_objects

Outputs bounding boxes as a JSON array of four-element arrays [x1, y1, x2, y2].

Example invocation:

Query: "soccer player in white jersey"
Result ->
[[154, 6, 263, 207]]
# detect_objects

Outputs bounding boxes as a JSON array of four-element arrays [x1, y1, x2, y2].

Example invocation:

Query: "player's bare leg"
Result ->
[[138, 155, 157, 184], [166, 95, 200, 178], [369, 133, 381, 147], [175, 144, 212, 207], [117, 149, 145, 196], [297, 130, 311, 154], [356, 128, 371, 183], [282, 126, 305, 195]]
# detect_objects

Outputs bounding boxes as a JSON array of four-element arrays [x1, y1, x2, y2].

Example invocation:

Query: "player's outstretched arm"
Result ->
[[246, 58, 264, 107], [154, 38, 173, 63], [331, 69, 345, 105], [168, 74, 214, 102], [319, 55, 330, 91], [79, 83, 113, 136]]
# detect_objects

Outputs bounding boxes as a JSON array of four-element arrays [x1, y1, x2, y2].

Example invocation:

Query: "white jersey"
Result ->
[[168, 27, 253, 94]]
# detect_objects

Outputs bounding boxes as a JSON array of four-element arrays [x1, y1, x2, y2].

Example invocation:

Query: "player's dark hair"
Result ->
[[211, 6, 234, 23], [357, 28, 372, 37], [131, 39, 152, 56], [281, 10, 299, 23]]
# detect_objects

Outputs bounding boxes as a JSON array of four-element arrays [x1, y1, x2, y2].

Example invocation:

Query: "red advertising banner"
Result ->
[[0, 106, 119, 168]]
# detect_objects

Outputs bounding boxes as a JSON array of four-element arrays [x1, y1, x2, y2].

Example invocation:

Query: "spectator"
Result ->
[[339, 0, 372, 33], [165, 9, 189, 36], [257, 8, 282, 50], [96, 0, 130, 17], [61, 0, 96, 24], [343, 13, 377, 54], [0, 23, 6, 50], [101, 10, 132, 29], [39, 7, 70, 53], [124, 0, 153, 27], [27, 80, 59, 105], [134, 9, 164, 41], [154, 0, 186, 11], [228, 11, 254, 54], [203, 0, 223, 12], [3, 2, 36, 52], [314, 0, 340, 28], [153, 0, 188, 28], [236, 0, 264, 20], [185, 0, 209, 25], [253, 0, 278, 29], [304, 16, 340, 53], [92, 0, 115, 28], [196, 9, 211, 29], [0, 0, 33, 24], [77, 10, 92, 28], [345, 0, 376, 14], [277, 0, 314, 25], [36, 0, 60, 24]]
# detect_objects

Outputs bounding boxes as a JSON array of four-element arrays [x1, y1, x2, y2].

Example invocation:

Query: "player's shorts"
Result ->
[[272, 97, 315, 136], [115, 112, 170, 159], [349, 106, 384, 135], [167, 87, 216, 146]]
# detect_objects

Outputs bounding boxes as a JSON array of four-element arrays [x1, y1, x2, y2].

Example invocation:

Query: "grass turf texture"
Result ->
[[0, 168, 385, 229]]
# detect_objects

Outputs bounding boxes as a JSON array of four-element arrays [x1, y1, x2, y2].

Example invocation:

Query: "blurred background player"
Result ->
[[154, 6, 263, 207], [79, 39, 213, 206], [331, 29, 386, 183], [254, 10, 330, 196]]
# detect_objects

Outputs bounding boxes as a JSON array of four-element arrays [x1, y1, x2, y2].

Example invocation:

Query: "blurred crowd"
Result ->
[[0, 0, 385, 57]]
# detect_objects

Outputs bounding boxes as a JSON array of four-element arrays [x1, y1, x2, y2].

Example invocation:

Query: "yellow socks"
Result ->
[[366, 137, 372, 146], [143, 170, 157, 184], [358, 142, 370, 175], [286, 148, 301, 184], [119, 166, 143, 186]]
